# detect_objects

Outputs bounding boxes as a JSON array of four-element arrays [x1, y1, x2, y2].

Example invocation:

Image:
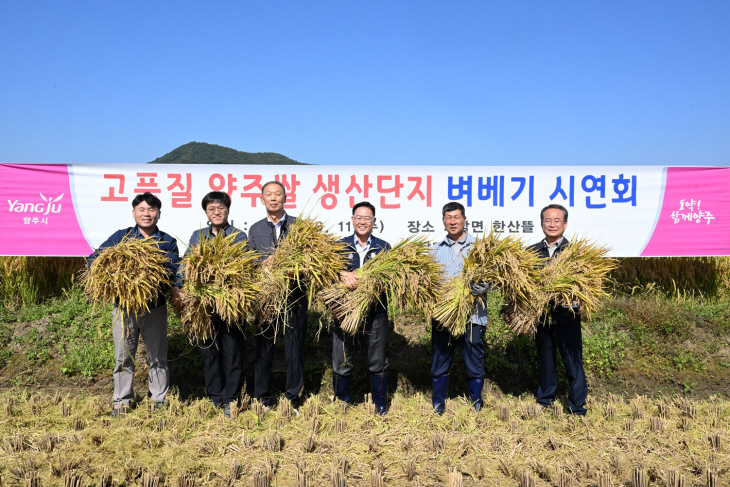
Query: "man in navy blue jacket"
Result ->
[[177, 191, 247, 418], [87, 192, 180, 417], [333, 201, 392, 415]]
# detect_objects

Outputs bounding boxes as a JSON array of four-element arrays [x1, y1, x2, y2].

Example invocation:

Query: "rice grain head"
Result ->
[[255, 216, 348, 330], [319, 235, 443, 334], [177, 232, 260, 341], [82, 236, 171, 315], [433, 229, 545, 337], [537, 235, 617, 320]]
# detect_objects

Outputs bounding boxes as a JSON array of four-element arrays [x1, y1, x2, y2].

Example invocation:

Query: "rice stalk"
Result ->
[[433, 230, 545, 337], [537, 236, 617, 322], [177, 232, 259, 341], [0, 256, 84, 310], [501, 236, 617, 336], [255, 216, 348, 329], [82, 237, 171, 315], [319, 235, 443, 334]]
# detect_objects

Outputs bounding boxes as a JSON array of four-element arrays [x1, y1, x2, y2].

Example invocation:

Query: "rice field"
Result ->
[[0, 389, 727, 486], [1, 256, 729, 485]]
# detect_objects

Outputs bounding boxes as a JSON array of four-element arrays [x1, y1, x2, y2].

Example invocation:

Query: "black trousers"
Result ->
[[254, 298, 308, 408], [201, 315, 246, 406], [535, 312, 587, 415], [332, 310, 389, 377]]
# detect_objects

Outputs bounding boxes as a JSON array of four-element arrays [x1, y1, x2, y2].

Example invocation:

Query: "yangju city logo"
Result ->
[[8, 193, 64, 216]]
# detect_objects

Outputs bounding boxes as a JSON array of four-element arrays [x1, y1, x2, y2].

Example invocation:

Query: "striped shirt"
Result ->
[[432, 232, 488, 326]]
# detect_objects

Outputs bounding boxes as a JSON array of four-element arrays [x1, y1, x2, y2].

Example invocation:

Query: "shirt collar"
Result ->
[[208, 223, 230, 237], [354, 235, 372, 250], [440, 232, 469, 247], [267, 212, 287, 227], [543, 236, 564, 249], [134, 225, 161, 240]]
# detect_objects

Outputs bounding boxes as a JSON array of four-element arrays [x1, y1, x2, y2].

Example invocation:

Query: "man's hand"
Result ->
[[469, 281, 491, 297], [169, 286, 185, 308], [340, 271, 358, 290], [262, 255, 275, 267]]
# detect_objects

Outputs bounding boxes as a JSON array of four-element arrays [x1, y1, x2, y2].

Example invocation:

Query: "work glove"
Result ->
[[469, 281, 491, 296]]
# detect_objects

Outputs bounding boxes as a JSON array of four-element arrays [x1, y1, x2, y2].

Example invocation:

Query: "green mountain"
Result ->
[[148, 142, 306, 165]]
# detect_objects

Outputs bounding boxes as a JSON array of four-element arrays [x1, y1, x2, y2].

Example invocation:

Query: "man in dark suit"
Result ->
[[178, 191, 247, 418], [332, 201, 392, 415], [527, 204, 587, 416], [247, 181, 305, 411]]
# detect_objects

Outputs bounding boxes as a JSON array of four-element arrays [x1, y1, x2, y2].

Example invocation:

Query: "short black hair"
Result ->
[[202, 191, 231, 210], [132, 192, 162, 210], [261, 180, 286, 195], [352, 201, 376, 217], [441, 202, 465, 218], [540, 204, 568, 222]]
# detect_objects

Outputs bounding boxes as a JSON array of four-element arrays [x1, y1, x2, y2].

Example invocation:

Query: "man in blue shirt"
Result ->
[[87, 192, 180, 417], [431, 202, 489, 414], [333, 201, 392, 415], [177, 191, 247, 418]]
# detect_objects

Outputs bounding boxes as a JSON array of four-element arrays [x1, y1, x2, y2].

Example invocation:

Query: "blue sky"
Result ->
[[1, 1, 728, 166]]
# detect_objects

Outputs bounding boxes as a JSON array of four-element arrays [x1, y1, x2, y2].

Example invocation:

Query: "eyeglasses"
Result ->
[[542, 219, 564, 224], [352, 216, 373, 222], [206, 206, 228, 214]]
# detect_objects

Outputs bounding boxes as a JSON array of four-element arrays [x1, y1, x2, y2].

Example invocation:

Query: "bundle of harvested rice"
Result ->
[[539, 236, 617, 315], [255, 216, 348, 327], [82, 236, 171, 314], [502, 236, 617, 335], [432, 230, 544, 338], [319, 235, 443, 334], [178, 232, 260, 341]]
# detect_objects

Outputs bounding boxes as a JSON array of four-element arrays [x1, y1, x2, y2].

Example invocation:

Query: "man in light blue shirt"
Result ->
[[431, 202, 489, 414]]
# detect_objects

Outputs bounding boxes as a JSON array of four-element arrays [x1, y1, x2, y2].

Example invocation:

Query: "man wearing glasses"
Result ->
[[527, 204, 587, 416], [333, 201, 392, 415], [177, 191, 247, 418]]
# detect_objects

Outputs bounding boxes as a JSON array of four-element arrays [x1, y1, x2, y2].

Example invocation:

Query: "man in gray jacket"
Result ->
[[247, 181, 306, 410]]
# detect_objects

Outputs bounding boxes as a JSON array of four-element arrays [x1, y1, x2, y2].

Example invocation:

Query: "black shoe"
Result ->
[[223, 404, 231, 418], [110, 408, 120, 418]]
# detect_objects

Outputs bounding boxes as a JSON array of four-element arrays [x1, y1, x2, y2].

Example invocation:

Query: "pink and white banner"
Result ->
[[1, 164, 729, 257]]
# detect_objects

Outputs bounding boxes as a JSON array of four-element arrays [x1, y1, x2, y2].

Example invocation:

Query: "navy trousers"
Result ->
[[535, 315, 587, 415], [431, 321, 486, 379], [201, 315, 245, 407], [254, 298, 308, 408]]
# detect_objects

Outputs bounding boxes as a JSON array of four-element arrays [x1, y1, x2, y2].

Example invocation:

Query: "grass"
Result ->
[[0, 389, 727, 486]]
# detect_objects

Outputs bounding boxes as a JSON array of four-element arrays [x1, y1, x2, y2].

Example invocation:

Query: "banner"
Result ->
[[1, 163, 729, 257]]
